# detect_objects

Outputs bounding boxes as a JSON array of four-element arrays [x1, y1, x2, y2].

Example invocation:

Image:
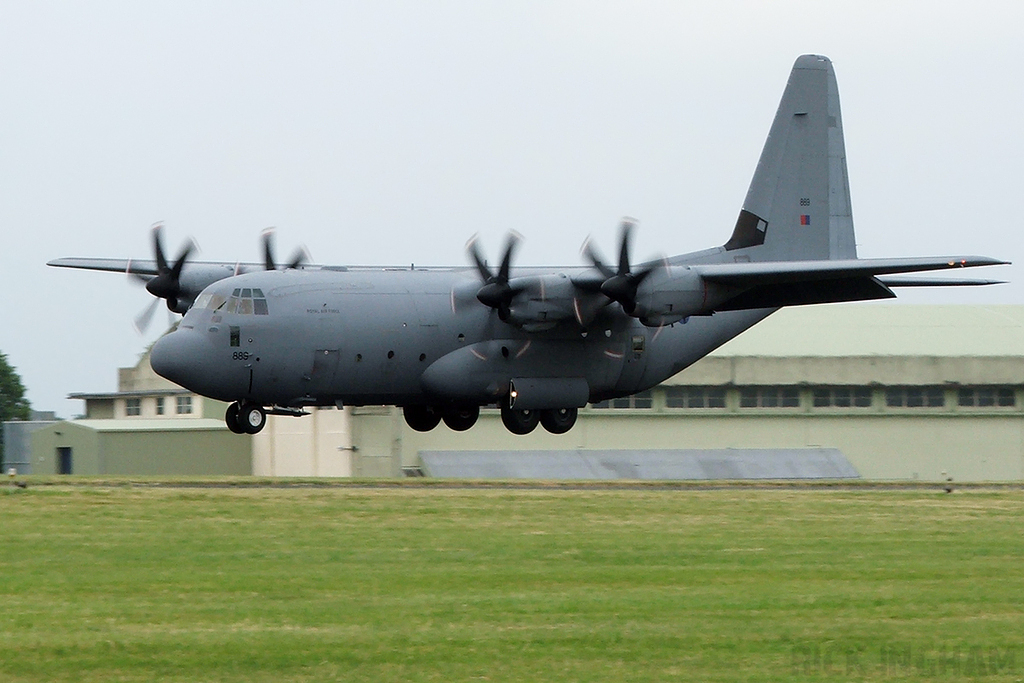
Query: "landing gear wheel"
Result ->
[[540, 407, 578, 434], [404, 405, 442, 432], [239, 403, 267, 434], [501, 406, 540, 435], [225, 402, 245, 434], [443, 404, 480, 431]]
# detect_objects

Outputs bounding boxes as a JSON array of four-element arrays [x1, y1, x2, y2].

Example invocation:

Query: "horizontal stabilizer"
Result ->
[[695, 256, 1009, 287], [877, 276, 1008, 287]]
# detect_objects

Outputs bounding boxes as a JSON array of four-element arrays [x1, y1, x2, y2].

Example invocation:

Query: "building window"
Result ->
[[176, 396, 193, 414], [738, 386, 800, 408], [155, 397, 165, 415], [885, 386, 944, 408], [958, 386, 1016, 408], [665, 386, 727, 409], [125, 398, 141, 416], [812, 386, 873, 408], [591, 390, 653, 409]]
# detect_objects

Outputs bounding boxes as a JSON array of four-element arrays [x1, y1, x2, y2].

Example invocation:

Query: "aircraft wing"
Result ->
[[686, 256, 1009, 312], [46, 257, 271, 278], [47, 257, 160, 278]]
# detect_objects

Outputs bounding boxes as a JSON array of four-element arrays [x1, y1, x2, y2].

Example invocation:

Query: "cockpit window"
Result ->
[[219, 288, 269, 315], [193, 292, 214, 310]]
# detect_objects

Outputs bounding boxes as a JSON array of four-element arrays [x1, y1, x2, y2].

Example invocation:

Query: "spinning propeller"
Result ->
[[467, 232, 523, 322], [582, 218, 659, 315], [261, 228, 309, 271], [132, 224, 197, 332]]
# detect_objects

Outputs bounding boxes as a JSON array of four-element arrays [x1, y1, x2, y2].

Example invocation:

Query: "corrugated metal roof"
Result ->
[[710, 305, 1024, 357], [64, 419, 231, 432], [68, 390, 191, 400], [420, 448, 859, 480]]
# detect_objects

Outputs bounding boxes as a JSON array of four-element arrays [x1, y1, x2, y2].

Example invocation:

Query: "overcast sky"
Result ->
[[2, 1, 1021, 418]]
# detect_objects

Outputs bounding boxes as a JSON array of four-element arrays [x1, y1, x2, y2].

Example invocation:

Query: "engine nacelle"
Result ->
[[631, 266, 729, 326], [505, 274, 582, 331]]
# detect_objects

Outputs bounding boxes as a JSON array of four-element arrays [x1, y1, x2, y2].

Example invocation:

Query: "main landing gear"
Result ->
[[501, 406, 578, 435], [403, 404, 481, 432], [403, 404, 578, 435], [226, 401, 267, 434]]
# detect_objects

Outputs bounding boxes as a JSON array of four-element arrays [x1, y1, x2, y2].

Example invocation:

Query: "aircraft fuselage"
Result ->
[[151, 267, 771, 414]]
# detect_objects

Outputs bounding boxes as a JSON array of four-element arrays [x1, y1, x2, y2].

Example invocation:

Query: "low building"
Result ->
[[30, 354, 251, 476]]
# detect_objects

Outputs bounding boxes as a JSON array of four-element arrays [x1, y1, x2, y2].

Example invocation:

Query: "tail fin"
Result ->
[[724, 55, 857, 261]]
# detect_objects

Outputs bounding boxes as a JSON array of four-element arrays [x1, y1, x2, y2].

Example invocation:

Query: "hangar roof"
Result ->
[[710, 305, 1024, 358], [63, 419, 230, 432]]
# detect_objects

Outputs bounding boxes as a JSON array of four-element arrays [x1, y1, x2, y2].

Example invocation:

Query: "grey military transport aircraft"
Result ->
[[50, 55, 1008, 436]]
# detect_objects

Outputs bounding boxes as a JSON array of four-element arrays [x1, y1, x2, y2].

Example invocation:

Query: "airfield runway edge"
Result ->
[[8, 476, 1023, 492]]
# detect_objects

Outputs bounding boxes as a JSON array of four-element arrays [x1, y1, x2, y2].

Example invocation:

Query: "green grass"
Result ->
[[1, 484, 1022, 681]]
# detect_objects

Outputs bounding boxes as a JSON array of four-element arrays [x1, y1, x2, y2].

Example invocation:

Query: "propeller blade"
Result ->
[[262, 228, 307, 270], [169, 239, 195, 281], [152, 223, 169, 274], [632, 261, 659, 286], [581, 236, 616, 279], [583, 217, 656, 315], [144, 227, 196, 307], [262, 228, 276, 270], [286, 246, 310, 270], [497, 231, 521, 283], [466, 234, 494, 282], [467, 232, 524, 321], [133, 298, 160, 335], [617, 219, 635, 276]]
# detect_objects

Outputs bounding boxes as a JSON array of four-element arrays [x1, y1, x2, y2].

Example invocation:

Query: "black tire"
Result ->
[[225, 403, 245, 434], [540, 407, 578, 434], [403, 404, 442, 432], [443, 404, 480, 431], [500, 406, 539, 435], [239, 403, 267, 434]]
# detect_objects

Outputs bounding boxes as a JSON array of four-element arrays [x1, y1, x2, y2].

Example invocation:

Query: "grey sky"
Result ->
[[2, 1, 1021, 418]]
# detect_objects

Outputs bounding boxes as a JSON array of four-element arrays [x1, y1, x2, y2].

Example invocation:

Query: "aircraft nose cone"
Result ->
[[150, 329, 208, 390]]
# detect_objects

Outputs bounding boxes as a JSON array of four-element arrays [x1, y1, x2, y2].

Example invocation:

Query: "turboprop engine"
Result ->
[[629, 266, 732, 327]]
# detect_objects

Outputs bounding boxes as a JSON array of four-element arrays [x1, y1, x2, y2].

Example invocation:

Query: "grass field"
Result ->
[[1, 482, 1022, 682]]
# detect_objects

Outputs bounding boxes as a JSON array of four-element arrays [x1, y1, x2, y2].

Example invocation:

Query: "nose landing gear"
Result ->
[[226, 401, 267, 434]]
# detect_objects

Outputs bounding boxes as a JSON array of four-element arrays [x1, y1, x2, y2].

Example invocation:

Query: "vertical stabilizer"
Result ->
[[724, 55, 857, 261]]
